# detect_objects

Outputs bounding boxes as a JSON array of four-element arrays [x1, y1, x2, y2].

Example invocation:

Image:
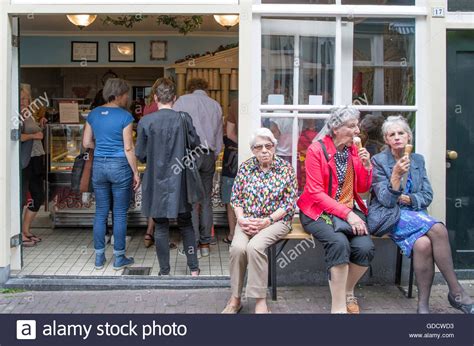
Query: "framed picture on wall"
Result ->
[[109, 41, 135, 62], [150, 40, 167, 60], [71, 41, 98, 62]]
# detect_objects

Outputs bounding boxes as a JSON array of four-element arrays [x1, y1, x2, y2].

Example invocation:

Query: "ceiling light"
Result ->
[[66, 15, 97, 30], [213, 15, 239, 30]]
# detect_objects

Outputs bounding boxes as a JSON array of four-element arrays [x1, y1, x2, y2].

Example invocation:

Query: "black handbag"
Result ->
[[179, 112, 205, 204], [367, 192, 401, 237], [71, 148, 94, 193], [318, 140, 366, 236], [222, 136, 238, 178]]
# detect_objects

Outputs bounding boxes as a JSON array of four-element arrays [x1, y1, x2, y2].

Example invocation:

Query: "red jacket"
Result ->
[[297, 135, 372, 221]]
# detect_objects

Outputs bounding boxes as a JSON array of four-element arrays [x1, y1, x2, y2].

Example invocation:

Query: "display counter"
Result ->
[[45, 123, 226, 228]]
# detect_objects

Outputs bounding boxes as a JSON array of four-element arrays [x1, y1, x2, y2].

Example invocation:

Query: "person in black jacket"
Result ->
[[135, 78, 200, 276]]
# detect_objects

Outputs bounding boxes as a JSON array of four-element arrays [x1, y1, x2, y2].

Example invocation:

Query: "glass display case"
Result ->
[[47, 123, 148, 174], [46, 124, 95, 224], [45, 123, 224, 227], [48, 124, 83, 173]]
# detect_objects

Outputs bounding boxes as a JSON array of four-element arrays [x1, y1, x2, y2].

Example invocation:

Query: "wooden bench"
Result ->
[[268, 221, 414, 301]]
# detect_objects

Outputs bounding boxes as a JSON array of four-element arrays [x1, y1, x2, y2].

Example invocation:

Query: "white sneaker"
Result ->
[[179, 247, 202, 259], [200, 246, 210, 257]]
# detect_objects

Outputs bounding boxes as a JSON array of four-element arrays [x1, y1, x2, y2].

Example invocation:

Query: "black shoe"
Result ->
[[448, 293, 474, 314]]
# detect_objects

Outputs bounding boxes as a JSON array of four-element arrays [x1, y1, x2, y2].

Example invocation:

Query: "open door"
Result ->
[[10, 15, 22, 271], [446, 30, 474, 272]]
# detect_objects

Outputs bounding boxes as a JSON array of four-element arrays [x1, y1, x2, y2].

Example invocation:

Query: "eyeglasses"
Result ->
[[252, 143, 274, 151]]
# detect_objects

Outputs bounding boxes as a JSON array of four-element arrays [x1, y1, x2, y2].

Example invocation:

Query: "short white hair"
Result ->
[[249, 127, 278, 148], [316, 106, 360, 141], [381, 115, 413, 144]]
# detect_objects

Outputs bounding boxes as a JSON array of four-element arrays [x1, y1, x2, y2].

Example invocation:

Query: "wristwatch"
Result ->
[[267, 215, 275, 225]]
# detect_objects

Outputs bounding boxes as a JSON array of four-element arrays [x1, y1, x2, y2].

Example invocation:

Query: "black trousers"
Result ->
[[153, 212, 199, 275], [300, 211, 375, 275], [22, 155, 45, 212]]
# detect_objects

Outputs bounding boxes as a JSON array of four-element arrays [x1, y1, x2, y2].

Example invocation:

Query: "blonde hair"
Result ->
[[146, 78, 161, 106]]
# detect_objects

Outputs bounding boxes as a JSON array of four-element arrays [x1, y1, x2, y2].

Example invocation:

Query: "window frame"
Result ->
[[253, 2, 427, 172]]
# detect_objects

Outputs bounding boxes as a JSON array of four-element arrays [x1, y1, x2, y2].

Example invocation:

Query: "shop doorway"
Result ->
[[446, 30, 474, 271], [14, 14, 239, 277]]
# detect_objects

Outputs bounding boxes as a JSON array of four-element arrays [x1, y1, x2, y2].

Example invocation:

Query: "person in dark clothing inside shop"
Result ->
[[20, 84, 47, 247], [135, 78, 200, 276]]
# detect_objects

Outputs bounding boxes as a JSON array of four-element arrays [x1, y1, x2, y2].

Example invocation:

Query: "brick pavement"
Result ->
[[0, 283, 472, 314]]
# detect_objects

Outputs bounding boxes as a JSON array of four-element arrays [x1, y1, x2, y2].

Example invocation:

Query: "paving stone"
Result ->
[[0, 283, 472, 314]]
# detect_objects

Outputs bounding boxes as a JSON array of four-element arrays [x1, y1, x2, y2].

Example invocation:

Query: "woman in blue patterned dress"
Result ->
[[371, 115, 473, 314]]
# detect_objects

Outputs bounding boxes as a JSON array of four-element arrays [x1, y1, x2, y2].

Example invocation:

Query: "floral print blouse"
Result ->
[[230, 155, 298, 226]]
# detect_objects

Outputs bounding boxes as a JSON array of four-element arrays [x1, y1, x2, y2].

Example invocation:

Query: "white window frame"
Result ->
[[251, 1, 427, 172]]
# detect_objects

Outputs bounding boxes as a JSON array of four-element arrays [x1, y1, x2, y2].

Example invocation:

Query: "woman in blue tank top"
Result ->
[[83, 78, 140, 271]]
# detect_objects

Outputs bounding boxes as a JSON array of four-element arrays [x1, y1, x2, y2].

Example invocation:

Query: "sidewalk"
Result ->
[[1, 283, 472, 314]]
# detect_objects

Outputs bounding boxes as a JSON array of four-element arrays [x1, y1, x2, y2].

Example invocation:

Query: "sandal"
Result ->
[[144, 233, 154, 248], [222, 236, 233, 244], [26, 234, 42, 242], [222, 302, 242, 314], [22, 237, 36, 247]]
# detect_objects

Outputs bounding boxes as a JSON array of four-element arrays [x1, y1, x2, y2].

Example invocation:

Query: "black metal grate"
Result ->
[[122, 267, 151, 276]]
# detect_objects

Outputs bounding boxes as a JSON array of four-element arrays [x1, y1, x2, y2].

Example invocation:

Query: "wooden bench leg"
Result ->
[[395, 248, 402, 285], [395, 247, 415, 299], [268, 239, 290, 302], [407, 256, 414, 298], [269, 244, 277, 301], [268, 246, 272, 288]]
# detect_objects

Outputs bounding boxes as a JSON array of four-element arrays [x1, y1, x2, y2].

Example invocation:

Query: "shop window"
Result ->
[[342, 0, 414, 5], [262, 35, 295, 105], [349, 18, 415, 106], [262, 0, 335, 3], [262, 18, 336, 106], [448, 0, 474, 12], [260, 16, 417, 196], [299, 36, 335, 105]]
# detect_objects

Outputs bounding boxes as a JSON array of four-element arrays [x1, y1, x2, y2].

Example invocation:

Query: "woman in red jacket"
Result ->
[[297, 106, 374, 314]]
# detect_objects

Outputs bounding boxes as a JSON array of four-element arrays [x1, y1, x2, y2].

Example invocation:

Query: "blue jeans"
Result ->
[[92, 157, 132, 256]]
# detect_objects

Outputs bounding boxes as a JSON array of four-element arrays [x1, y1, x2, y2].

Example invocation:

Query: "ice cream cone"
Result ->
[[404, 144, 413, 157], [353, 136, 362, 149]]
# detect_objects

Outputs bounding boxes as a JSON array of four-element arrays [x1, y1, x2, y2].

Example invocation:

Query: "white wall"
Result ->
[[0, 7, 14, 274]]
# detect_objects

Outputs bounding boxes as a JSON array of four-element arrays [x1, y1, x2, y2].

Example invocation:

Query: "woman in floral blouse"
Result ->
[[222, 128, 297, 314]]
